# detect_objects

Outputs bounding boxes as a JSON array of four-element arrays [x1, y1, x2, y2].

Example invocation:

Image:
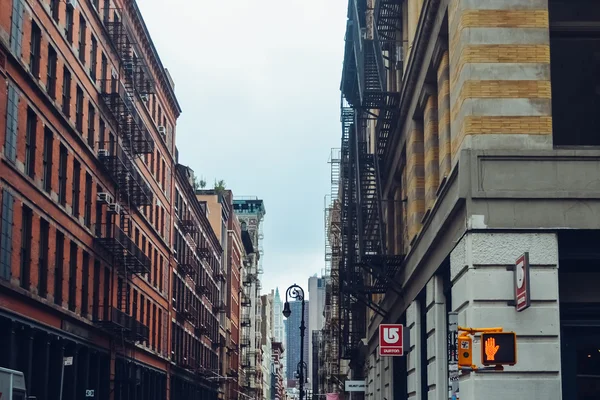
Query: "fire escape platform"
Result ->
[[94, 306, 150, 342], [99, 143, 153, 207], [95, 224, 151, 275]]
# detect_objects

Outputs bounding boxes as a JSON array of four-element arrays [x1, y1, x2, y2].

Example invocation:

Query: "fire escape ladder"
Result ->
[[103, 11, 155, 157]]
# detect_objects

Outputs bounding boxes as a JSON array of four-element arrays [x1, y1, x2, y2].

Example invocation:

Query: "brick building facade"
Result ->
[[0, 0, 181, 398], [171, 165, 223, 399]]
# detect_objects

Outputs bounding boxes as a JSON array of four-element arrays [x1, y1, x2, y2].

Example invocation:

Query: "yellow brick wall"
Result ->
[[424, 96, 439, 212], [406, 123, 424, 242], [437, 50, 451, 183], [449, 1, 552, 161]]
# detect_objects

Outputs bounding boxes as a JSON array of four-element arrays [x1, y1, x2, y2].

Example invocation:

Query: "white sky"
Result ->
[[137, 0, 348, 298]]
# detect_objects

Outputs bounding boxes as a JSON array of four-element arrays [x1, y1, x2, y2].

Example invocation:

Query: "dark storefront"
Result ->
[[0, 313, 111, 400], [170, 369, 219, 400]]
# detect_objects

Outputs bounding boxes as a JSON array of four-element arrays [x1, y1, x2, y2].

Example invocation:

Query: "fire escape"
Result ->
[[339, 0, 404, 362], [93, 8, 156, 355]]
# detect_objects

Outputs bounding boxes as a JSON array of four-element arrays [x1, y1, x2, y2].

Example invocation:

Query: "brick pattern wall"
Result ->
[[0, 0, 181, 374], [406, 122, 424, 243], [437, 50, 451, 182], [424, 95, 439, 212], [448, 1, 552, 162]]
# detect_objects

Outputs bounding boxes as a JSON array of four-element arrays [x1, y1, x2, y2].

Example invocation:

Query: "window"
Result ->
[[84, 173, 92, 228], [159, 256, 163, 292], [54, 231, 64, 305], [140, 294, 145, 328], [161, 159, 166, 189], [87, 103, 96, 147], [75, 86, 83, 132], [88, 36, 97, 81], [152, 95, 157, 121], [58, 145, 67, 205], [65, 5, 74, 44], [99, 119, 106, 149], [20, 205, 32, 289], [5, 84, 18, 163], [133, 289, 138, 321], [50, 0, 59, 23], [160, 207, 165, 237], [82, 251, 89, 317], [154, 249, 158, 287], [78, 15, 86, 63], [0, 191, 14, 281], [93, 260, 100, 320], [103, 0, 110, 23], [152, 304, 157, 349], [92, 0, 100, 10], [46, 45, 57, 98], [9, 0, 24, 55], [29, 22, 41, 77], [100, 53, 107, 92], [103, 267, 110, 320], [146, 299, 151, 345], [62, 67, 71, 117], [38, 218, 49, 298], [42, 128, 53, 193], [25, 108, 37, 178], [95, 185, 103, 236], [158, 309, 162, 354], [68, 241, 77, 311], [72, 159, 81, 217]]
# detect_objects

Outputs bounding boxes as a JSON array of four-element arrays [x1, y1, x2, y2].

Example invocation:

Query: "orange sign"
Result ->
[[481, 332, 517, 365]]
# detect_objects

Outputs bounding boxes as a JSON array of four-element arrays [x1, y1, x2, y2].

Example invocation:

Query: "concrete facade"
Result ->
[[339, 0, 600, 399]]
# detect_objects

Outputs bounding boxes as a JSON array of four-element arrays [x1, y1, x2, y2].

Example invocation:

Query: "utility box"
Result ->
[[458, 336, 473, 367], [0, 367, 28, 400]]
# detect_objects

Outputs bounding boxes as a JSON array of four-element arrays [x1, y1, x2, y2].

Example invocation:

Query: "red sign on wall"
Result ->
[[515, 252, 531, 312], [379, 324, 404, 356]]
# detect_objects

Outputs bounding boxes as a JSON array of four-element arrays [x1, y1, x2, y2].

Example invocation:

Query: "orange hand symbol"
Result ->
[[485, 337, 500, 361]]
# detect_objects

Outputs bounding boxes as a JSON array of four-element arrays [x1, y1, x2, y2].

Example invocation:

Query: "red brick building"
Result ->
[[172, 165, 222, 399], [224, 191, 242, 399], [196, 189, 243, 399], [0, 0, 179, 399]]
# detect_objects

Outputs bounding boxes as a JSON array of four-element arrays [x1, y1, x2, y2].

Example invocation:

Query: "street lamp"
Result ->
[[283, 284, 306, 400]]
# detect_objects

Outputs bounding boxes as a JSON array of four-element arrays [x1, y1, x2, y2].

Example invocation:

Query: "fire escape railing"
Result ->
[[338, 0, 404, 362], [98, 142, 153, 208], [93, 7, 159, 349], [96, 222, 151, 275], [178, 246, 198, 279], [99, 79, 154, 156], [94, 306, 150, 342], [104, 14, 156, 97]]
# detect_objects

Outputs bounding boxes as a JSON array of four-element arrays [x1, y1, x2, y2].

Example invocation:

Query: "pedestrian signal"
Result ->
[[458, 335, 472, 367], [481, 332, 517, 366]]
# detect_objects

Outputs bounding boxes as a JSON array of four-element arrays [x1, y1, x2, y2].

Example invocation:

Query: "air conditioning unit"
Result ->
[[97, 149, 109, 158], [158, 126, 166, 137], [107, 203, 121, 215], [66, 0, 77, 8], [97, 192, 113, 204]]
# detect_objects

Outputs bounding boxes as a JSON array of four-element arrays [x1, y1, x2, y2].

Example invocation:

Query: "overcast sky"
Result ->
[[137, 0, 348, 299]]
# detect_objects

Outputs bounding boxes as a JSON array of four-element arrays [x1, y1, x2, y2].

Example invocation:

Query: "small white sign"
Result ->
[[345, 380, 366, 392], [85, 390, 95, 397], [64, 357, 73, 366]]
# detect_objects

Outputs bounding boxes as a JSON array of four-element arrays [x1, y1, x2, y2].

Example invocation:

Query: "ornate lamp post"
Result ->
[[282, 284, 306, 400]]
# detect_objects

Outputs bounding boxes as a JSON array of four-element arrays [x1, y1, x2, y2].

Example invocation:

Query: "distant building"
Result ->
[[272, 288, 286, 380], [285, 300, 309, 382], [233, 198, 266, 398]]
